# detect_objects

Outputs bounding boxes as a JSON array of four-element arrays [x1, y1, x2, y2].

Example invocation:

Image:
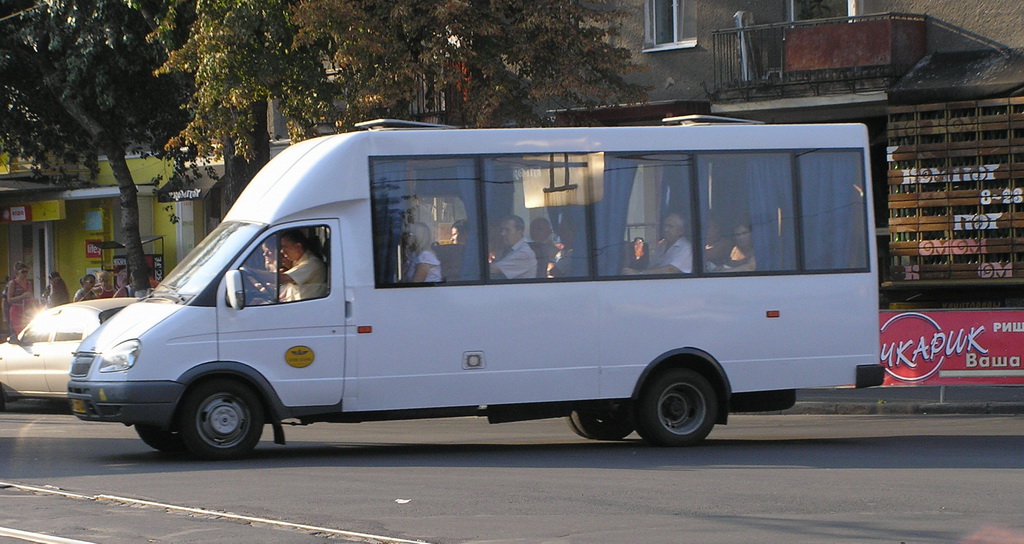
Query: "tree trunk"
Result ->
[[104, 146, 150, 294], [30, 51, 151, 294], [221, 101, 270, 210]]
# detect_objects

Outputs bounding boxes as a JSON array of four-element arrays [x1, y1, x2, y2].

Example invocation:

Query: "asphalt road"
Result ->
[[1, 404, 1023, 544]]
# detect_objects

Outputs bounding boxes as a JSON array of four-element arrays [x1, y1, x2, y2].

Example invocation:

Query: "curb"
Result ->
[[782, 402, 1024, 415]]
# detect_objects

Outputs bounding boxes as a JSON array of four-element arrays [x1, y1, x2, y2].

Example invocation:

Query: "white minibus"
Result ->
[[68, 119, 883, 459]]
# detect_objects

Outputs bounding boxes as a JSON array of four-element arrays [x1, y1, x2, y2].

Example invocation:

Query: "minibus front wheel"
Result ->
[[634, 368, 717, 446], [178, 379, 265, 460]]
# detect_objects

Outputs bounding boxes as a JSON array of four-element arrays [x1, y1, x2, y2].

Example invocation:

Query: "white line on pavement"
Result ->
[[0, 526, 97, 544], [97, 494, 430, 543], [0, 481, 432, 544]]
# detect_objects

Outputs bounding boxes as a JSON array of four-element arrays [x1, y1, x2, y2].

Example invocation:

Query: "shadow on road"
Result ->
[[55, 432, 1023, 475], [2, 398, 71, 414]]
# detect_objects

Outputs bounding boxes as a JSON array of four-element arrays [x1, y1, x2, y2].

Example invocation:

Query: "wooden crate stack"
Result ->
[[887, 97, 1024, 282]]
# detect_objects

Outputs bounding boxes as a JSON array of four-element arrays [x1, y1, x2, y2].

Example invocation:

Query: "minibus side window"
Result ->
[[595, 153, 694, 277], [483, 154, 594, 280], [370, 158, 480, 286], [238, 226, 330, 304], [697, 153, 798, 274], [798, 150, 869, 271]]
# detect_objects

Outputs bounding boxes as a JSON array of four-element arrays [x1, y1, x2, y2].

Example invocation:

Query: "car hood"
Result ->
[[78, 299, 185, 353]]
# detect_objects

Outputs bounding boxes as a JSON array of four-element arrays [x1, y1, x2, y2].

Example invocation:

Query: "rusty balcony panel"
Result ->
[[712, 13, 927, 102], [784, 16, 926, 72]]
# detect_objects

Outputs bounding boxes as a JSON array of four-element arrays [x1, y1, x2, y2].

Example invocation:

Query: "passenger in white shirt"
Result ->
[[625, 212, 692, 275], [489, 215, 537, 279]]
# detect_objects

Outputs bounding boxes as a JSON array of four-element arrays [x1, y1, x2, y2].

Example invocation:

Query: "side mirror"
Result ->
[[224, 270, 246, 310]]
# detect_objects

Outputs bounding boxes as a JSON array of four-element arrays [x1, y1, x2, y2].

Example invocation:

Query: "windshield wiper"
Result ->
[[147, 290, 185, 304]]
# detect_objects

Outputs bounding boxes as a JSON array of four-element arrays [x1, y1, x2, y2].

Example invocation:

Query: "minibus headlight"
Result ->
[[98, 340, 141, 373]]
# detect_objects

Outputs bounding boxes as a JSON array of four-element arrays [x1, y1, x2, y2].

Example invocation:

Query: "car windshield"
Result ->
[[156, 221, 264, 298]]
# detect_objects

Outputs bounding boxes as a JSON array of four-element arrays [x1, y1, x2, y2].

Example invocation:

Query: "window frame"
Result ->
[[236, 224, 332, 306], [643, 0, 697, 52], [368, 147, 871, 289]]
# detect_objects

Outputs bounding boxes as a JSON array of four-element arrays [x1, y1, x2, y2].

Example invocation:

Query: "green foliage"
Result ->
[[150, 0, 645, 203], [155, 0, 334, 161], [292, 0, 647, 128], [0, 0, 191, 171]]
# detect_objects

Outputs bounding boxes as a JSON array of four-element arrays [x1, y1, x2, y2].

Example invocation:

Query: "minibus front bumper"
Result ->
[[67, 380, 184, 427]]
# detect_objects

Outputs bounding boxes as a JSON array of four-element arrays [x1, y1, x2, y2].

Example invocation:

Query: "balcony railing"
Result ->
[[712, 13, 927, 102]]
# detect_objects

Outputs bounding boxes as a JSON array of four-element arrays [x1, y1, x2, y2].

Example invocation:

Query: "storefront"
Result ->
[[0, 155, 216, 311]]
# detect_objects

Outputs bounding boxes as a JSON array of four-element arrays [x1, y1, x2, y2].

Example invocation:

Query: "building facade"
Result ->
[[600, 0, 1024, 308]]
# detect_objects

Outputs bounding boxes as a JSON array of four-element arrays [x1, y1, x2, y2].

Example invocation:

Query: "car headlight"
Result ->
[[98, 340, 140, 373]]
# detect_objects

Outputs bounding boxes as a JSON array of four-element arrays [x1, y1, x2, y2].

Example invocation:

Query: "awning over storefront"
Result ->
[[93, 235, 164, 250], [889, 49, 1024, 105], [156, 175, 218, 203]]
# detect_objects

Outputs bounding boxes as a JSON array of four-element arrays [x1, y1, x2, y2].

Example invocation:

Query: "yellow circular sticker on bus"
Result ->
[[285, 346, 315, 368]]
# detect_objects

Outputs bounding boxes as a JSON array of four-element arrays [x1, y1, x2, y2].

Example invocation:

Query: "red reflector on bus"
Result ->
[[766, 310, 780, 318], [357, 326, 373, 334]]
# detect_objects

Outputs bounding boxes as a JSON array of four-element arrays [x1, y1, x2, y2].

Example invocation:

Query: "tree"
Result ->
[[0, 0, 191, 294], [151, 0, 334, 205], [291, 0, 647, 128], [157, 0, 646, 210]]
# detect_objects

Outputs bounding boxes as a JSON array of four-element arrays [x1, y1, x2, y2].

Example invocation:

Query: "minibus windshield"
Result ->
[[156, 221, 264, 297]]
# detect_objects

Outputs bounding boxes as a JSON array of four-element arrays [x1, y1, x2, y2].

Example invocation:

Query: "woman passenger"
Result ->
[[402, 222, 442, 283]]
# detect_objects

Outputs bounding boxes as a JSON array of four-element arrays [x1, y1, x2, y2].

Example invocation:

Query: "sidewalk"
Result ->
[[788, 385, 1024, 415]]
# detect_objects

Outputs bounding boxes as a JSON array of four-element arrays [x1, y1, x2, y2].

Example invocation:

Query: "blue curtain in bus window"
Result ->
[[369, 159, 411, 285], [659, 161, 692, 222], [482, 158, 519, 267], [745, 154, 797, 271], [594, 156, 637, 275], [698, 153, 797, 272], [798, 150, 868, 270]]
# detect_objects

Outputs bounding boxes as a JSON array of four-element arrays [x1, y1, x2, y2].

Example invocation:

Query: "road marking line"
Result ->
[[0, 482, 91, 500], [0, 526, 97, 544], [95, 495, 430, 543], [0, 481, 431, 544]]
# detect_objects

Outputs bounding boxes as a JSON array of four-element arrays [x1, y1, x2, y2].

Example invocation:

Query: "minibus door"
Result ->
[[217, 222, 345, 408]]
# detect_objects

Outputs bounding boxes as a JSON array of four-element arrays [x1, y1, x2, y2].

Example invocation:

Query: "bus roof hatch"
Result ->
[[662, 115, 763, 126], [354, 119, 457, 131]]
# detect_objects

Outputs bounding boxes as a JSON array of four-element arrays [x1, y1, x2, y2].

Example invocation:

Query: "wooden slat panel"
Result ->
[[887, 98, 1024, 281]]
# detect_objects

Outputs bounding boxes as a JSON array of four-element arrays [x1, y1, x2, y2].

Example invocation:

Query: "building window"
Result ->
[[790, 0, 851, 22], [644, 0, 696, 51]]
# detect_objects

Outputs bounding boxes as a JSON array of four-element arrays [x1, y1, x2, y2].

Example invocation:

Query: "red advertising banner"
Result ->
[[880, 310, 1024, 386], [1, 205, 31, 222], [85, 240, 102, 260]]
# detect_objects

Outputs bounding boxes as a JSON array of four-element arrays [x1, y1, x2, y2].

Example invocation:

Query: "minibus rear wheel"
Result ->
[[135, 424, 185, 452], [178, 379, 265, 460], [566, 410, 634, 441], [634, 368, 717, 446]]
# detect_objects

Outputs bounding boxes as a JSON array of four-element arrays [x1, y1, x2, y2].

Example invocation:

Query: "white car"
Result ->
[[0, 298, 134, 410]]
